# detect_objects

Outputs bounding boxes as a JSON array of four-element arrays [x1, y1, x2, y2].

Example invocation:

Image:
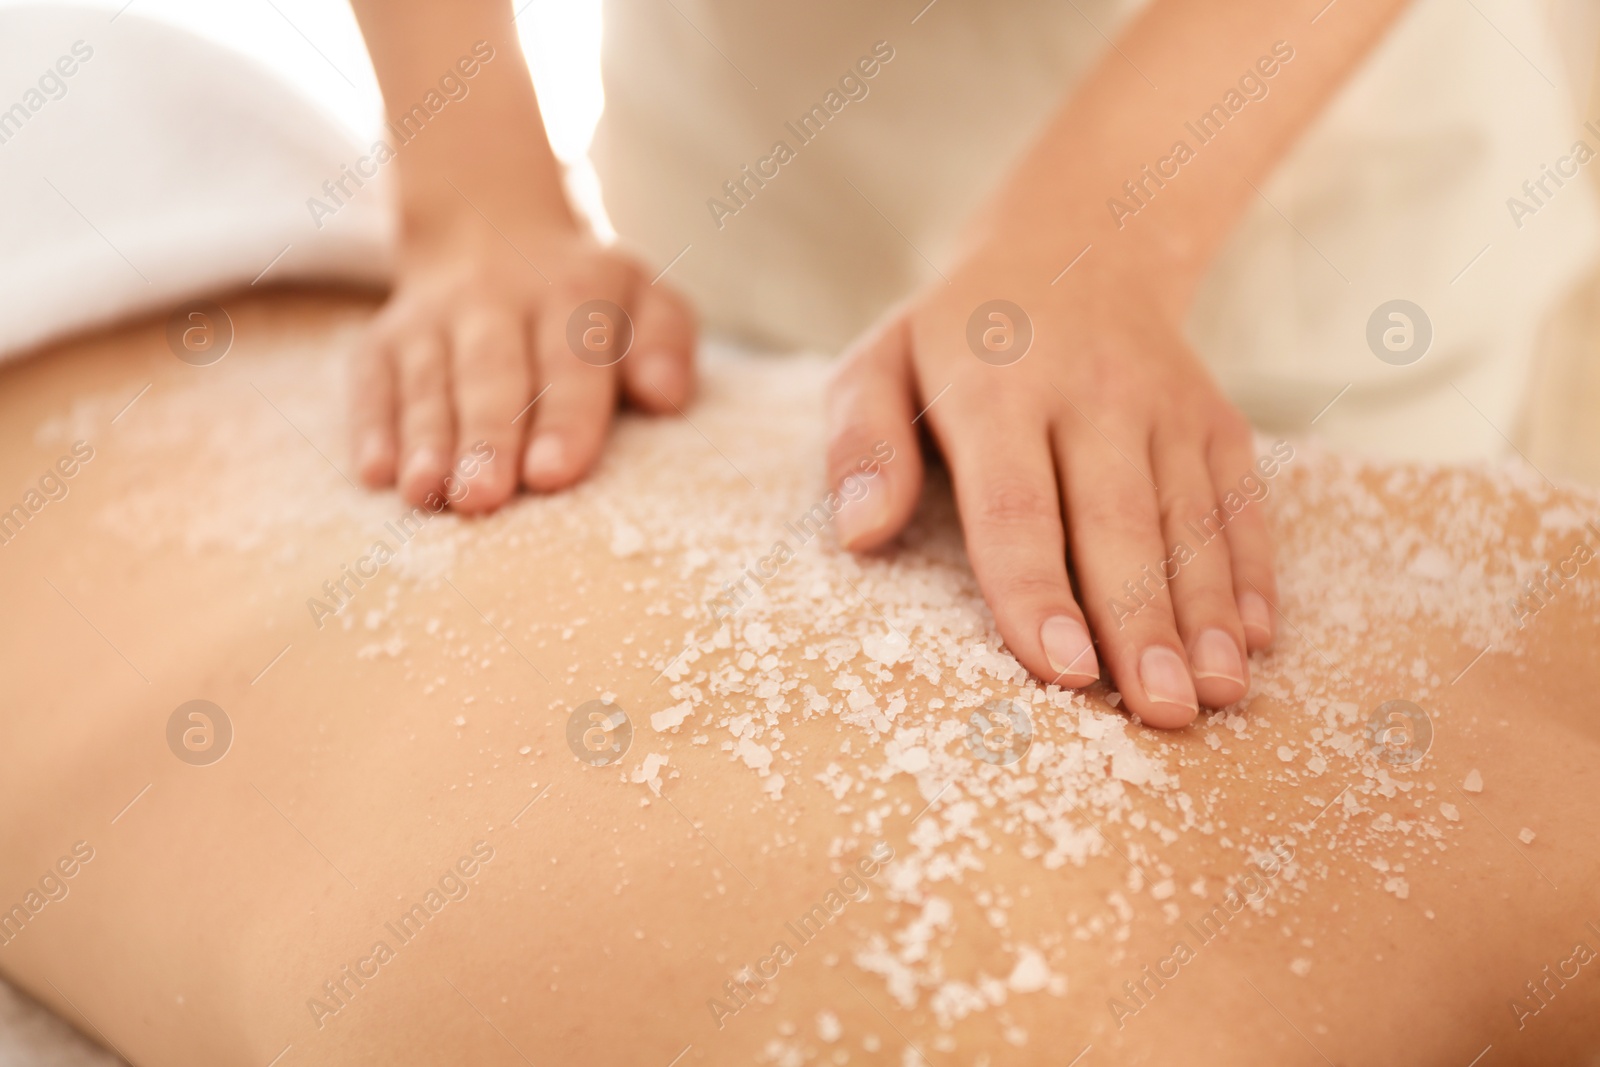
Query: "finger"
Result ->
[[523, 290, 623, 491], [933, 404, 1099, 688], [622, 281, 696, 413], [1210, 419, 1280, 653], [824, 316, 924, 554], [1056, 414, 1197, 728], [448, 306, 531, 513], [395, 332, 454, 505], [1150, 424, 1248, 708], [350, 327, 397, 486]]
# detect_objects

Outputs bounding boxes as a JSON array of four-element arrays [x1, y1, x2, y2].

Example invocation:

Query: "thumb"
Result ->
[[825, 314, 924, 551]]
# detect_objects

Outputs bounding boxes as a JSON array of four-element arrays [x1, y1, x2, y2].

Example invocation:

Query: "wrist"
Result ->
[[955, 187, 1205, 324], [396, 167, 577, 256]]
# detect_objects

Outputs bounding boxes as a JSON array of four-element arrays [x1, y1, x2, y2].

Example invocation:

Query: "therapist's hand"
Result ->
[[823, 0, 1411, 725], [350, 216, 695, 513], [347, 0, 696, 515], [825, 252, 1274, 728]]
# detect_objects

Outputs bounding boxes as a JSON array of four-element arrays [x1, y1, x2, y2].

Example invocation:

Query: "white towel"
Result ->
[[0, 3, 394, 363]]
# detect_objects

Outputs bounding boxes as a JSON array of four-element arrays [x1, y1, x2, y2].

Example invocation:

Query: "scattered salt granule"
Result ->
[[861, 630, 911, 667], [1289, 958, 1312, 977], [1518, 828, 1536, 845], [630, 753, 669, 796], [518, 745, 532, 756], [735, 737, 773, 774], [651, 701, 692, 732], [609, 520, 645, 558], [1463, 769, 1484, 793], [816, 1010, 841, 1043], [76, 331, 1599, 1036], [1006, 947, 1051, 994]]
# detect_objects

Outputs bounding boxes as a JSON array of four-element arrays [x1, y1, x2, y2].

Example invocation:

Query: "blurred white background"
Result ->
[[0, 0, 612, 222]]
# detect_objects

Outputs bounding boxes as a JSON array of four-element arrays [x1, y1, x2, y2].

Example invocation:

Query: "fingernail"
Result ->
[[1040, 615, 1097, 683], [1191, 628, 1246, 686], [1239, 591, 1273, 644], [401, 446, 441, 488], [357, 435, 387, 479], [524, 435, 566, 481], [637, 353, 683, 401], [1139, 645, 1198, 713], [834, 489, 889, 550]]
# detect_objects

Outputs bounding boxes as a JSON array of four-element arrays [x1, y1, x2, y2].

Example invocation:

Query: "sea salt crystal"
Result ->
[[1439, 802, 1459, 822], [631, 753, 668, 795], [651, 701, 693, 732], [1110, 748, 1152, 786], [736, 738, 773, 774], [816, 1010, 841, 1043], [1006, 947, 1051, 994], [610, 521, 645, 557], [891, 746, 930, 775], [1289, 958, 1312, 977], [1518, 827, 1536, 844], [861, 630, 911, 667], [1463, 769, 1484, 793]]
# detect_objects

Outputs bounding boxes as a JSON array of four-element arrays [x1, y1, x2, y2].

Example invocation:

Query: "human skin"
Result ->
[[0, 293, 1597, 1066], [825, 0, 1414, 728], [351, 0, 1414, 717], [345, 0, 698, 512]]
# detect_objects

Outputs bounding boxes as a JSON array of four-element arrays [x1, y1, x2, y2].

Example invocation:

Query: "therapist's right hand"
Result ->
[[349, 211, 697, 514]]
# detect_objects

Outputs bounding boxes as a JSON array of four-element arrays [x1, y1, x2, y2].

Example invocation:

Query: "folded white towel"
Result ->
[[0, 3, 394, 363]]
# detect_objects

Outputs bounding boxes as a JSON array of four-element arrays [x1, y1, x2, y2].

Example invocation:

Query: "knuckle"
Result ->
[[1070, 491, 1151, 543], [399, 352, 447, 395], [454, 310, 520, 357], [973, 477, 1058, 529], [993, 568, 1066, 603], [555, 262, 628, 304], [1175, 581, 1238, 621], [456, 336, 519, 375], [1159, 491, 1217, 530], [399, 403, 450, 439]]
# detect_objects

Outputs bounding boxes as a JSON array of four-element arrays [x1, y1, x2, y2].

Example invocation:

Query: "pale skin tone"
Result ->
[[350, 0, 1411, 726]]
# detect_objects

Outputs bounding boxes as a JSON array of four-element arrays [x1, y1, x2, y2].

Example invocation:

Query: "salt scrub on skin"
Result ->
[[67, 336, 1600, 1040]]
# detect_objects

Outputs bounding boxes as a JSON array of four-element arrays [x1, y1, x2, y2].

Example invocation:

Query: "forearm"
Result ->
[[972, 0, 1411, 315], [349, 0, 574, 247]]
